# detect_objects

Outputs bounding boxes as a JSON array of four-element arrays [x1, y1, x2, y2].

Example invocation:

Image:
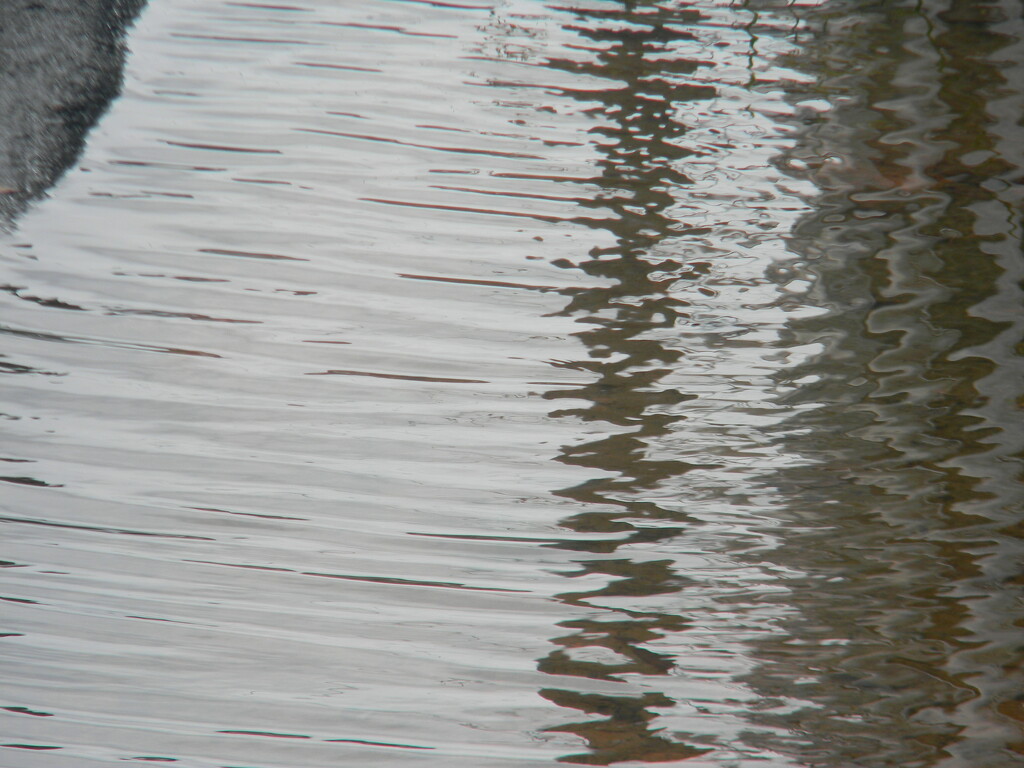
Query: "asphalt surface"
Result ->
[[0, 0, 145, 225]]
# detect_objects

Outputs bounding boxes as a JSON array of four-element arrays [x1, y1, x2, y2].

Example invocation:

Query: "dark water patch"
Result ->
[[540, 689, 712, 765], [723, 1, 1024, 765]]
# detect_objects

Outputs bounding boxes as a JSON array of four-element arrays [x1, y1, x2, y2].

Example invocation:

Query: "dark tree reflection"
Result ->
[[527, 0, 1023, 764], [479, 0, 1021, 762], [531, 1, 720, 762], [736, 0, 1024, 764]]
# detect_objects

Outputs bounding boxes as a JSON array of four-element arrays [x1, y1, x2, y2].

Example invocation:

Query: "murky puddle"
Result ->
[[1, 0, 1022, 766]]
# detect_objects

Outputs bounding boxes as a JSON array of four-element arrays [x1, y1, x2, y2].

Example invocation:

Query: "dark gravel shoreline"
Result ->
[[0, 0, 145, 225]]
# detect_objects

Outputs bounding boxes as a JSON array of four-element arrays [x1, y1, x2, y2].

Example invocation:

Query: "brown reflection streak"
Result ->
[[363, 196, 561, 222], [232, 177, 292, 185], [112, 160, 227, 171], [409, 531, 563, 544], [0, 476, 61, 487], [107, 308, 259, 324], [163, 140, 281, 154], [218, 730, 310, 739], [429, 183, 586, 204], [226, 2, 309, 11], [423, 123, 566, 143], [1, 284, 86, 311], [199, 247, 307, 262], [189, 505, 306, 521], [187, 559, 527, 593], [307, 368, 487, 384], [540, 690, 708, 766], [169, 33, 315, 45], [388, 0, 492, 9], [324, 738, 434, 750], [319, 21, 456, 39], [294, 61, 382, 73], [297, 127, 545, 159], [305, 570, 527, 593], [398, 272, 557, 291], [0, 514, 214, 541], [501, 0, 721, 762], [0, 321, 220, 360], [126, 616, 195, 625], [160, 347, 221, 358], [2, 707, 53, 717]]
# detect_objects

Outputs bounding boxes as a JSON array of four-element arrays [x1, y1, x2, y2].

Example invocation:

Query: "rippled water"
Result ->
[[2, 0, 1023, 766]]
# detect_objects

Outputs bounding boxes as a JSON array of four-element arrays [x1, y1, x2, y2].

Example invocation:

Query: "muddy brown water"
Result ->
[[1, 0, 1022, 766]]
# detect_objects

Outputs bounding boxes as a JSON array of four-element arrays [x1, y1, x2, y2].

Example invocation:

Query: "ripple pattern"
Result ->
[[1, 0, 1022, 767]]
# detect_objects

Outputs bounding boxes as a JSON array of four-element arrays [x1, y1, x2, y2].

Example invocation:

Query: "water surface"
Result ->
[[2, 0, 1022, 766]]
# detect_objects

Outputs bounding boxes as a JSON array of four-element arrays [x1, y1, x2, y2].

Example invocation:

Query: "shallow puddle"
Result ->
[[1, 0, 1022, 766]]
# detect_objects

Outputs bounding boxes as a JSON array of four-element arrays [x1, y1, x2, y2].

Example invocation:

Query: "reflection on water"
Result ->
[[738, 1, 1024, 764], [0, 0, 1022, 766], [532, 1, 794, 763]]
